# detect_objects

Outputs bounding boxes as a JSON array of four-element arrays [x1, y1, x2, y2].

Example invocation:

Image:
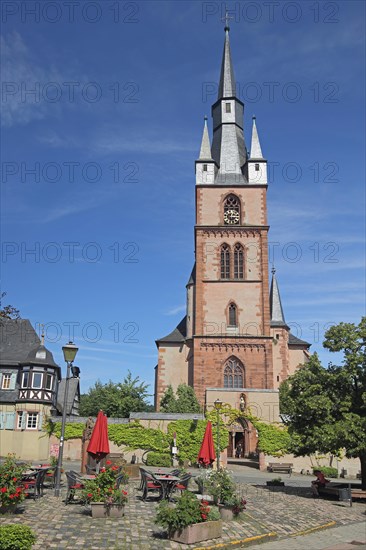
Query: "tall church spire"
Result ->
[[270, 267, 286, 326], [250, 116, 264, 159], [211, 25, 247, 184], [199, 116, 213, 160], [218, 26, 236, 99]]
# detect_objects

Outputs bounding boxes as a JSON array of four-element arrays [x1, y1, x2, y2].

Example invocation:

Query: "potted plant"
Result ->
[[266, 477, 285, 487], [194, 469, 214, 495], [0, 455, 28, 514], [155, 490, 222, 544], [82, 461, 128, 518], [219, 495, 247, 520], [206, 469, 236, 504]]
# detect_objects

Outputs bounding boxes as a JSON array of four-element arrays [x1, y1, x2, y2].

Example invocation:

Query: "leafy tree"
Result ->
[[0, 292, 20, 320], [160, 385, 176, 412], [280, 317, 366, 488], [160, 384, 201, 413], [79, 371, 153, 418]]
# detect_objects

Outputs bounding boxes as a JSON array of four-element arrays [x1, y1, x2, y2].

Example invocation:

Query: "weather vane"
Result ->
[[221, 8, 234, 30]]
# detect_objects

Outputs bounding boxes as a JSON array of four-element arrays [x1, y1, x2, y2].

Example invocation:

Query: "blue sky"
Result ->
[[1, 0, 365, 401]]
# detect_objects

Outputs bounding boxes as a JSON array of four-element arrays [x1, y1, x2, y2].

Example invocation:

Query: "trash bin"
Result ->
[[338, 487, 351, 504]]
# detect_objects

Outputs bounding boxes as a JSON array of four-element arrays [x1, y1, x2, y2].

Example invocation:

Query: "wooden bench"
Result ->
[[267, 463, 293, 474], [318, 483, 366, 501]]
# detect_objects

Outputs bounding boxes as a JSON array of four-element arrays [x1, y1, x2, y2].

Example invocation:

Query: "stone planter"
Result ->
[[0, 504, 17, 514], [219, 505, 235, 520], [90, 502, 125, 518], [169, 520, 222, 544]]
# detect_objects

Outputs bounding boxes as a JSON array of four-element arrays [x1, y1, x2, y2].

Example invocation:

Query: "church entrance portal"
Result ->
[[227, 418, 257, 458]]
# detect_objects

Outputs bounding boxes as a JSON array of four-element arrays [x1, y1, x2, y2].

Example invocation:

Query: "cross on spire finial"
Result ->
[[221, 7, 233, 31], [271, 264, 276, 275]]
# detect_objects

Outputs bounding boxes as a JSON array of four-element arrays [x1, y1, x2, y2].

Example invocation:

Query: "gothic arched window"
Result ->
[[228, 303, 237, 326], [224, 357, 245, 388], [221, 244, 230, 279], [234, 243, 244, 279], [223, 194, 240, 225]]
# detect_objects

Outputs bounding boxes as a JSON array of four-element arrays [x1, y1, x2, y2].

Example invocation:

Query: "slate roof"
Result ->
[[0, 319, 40, 364], [218, 28, 236, 99], [25, 345, 59, 368], [187, 264, 196, 286], [198, 117, 213, 160], [270, 271, 286, 327], [288, 333, 310, 347], [156, 316, 187, 344], [250, 117, 264, 159]]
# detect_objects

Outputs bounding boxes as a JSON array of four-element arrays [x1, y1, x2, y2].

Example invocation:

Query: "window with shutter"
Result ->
[[5, 412, 15, 430]]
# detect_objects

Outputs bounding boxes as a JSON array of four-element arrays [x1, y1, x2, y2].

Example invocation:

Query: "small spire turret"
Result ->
[[270, 268, 286, 326], [198, 116, 213, 160], [250, 115, 264, 159]]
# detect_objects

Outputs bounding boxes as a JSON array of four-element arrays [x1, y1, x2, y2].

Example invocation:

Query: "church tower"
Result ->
[[154, 25, 309, 420]]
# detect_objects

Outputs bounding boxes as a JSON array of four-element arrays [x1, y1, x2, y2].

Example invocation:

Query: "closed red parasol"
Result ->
[[198, 421, 216, 466], [87, 410, 110, 464]]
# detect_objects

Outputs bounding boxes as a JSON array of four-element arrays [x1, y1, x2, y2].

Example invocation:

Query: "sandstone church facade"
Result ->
[[154, 26, 310, 450]]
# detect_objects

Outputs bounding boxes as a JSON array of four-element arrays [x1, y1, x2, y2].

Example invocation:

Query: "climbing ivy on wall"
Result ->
[[108, 422, 170, 452], [253, 421, 291, 456], [167, 419, 227, 463], [46, 406, 289, 458]]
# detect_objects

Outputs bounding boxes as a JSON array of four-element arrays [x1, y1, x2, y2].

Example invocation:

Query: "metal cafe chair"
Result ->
[[172, 473, 192, 496], [65, 471, 85, 505], [139, 469, 163, 501], [20, 469, 48, 499]]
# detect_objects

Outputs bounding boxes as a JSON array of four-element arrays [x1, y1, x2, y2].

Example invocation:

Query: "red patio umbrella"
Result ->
[[198, 421, 216, 466], [87, 410, 110, 470]]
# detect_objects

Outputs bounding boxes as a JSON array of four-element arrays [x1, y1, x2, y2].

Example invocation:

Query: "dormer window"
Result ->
[[1, 374, 11, 389], [225, 102, 231, 113], [36, 349, 46, 360]]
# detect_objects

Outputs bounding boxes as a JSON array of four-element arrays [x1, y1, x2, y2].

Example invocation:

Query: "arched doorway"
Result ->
[[227, 418, 257, 458]]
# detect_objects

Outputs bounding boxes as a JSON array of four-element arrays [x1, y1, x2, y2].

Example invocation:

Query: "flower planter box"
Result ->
[[266, 481, 285, 487], [90, 503, 125, 518], [219, 505, 235, 520], [0, 504, 17, 514], [169, 520, 222, 544]]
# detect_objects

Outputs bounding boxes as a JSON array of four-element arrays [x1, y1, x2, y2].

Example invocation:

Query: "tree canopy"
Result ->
[[79, 371, 153, 418], [0, 292, 20, 320], [280, 317, 366, 488], [160, 384, 201, 413]]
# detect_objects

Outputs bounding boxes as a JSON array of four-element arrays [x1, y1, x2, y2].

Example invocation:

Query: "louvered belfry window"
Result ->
[[221, 244, 230, 279], [234, 243, 244, 279], [228, 303, 237, 326]]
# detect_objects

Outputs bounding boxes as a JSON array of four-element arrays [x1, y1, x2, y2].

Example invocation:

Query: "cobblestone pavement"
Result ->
[[0, 480, 364, 549]]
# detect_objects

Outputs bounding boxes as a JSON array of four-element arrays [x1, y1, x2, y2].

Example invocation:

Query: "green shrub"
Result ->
[[146, 452, 171, 467], [0, 525, 36, 550], [313, 466, 338, 478]]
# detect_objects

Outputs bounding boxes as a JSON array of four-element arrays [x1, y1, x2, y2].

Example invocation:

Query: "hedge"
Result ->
[[0, 525, 36, 550], [146, 452, 172, 467]]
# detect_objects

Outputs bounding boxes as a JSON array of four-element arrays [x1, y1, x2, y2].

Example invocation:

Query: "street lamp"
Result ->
[[214, 398, 223, 470], [54, 341, 79, 497]]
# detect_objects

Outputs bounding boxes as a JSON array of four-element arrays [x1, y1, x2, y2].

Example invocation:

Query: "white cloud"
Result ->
[[165, 304, 186, 316], [1, 32, 62, 127]]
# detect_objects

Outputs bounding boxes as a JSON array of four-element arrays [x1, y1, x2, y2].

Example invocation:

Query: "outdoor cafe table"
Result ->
[[153, 475, 180, 500]]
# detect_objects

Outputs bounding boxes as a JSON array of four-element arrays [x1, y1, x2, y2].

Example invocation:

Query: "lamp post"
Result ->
[[214, 398, 223, 470], [54, 341, 79, 497]]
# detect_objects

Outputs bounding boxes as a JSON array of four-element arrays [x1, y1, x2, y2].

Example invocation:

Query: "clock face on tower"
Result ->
[[224, 209, 240, 225]]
